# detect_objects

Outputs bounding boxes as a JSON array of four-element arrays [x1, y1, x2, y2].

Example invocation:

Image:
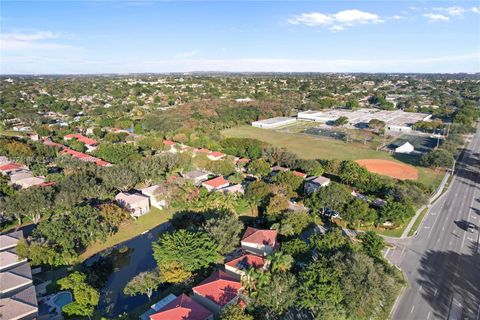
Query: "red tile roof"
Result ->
[[150, 294, 212, 320], [202, 176, 229, 188], [241, 227, 277, 247], [39, 182, 56, 187], [163, 140, 176, 146], [64, 133, 98, 146], [292, 170, 307, 178], [208, 151, 225, 158], [95, 159, 111, 167], [0, 163, 25, 172], [225, 253, 266, 271], [237, 158, 250, 163], [192, 270, 241, 307], [61, 148, 94, 160]]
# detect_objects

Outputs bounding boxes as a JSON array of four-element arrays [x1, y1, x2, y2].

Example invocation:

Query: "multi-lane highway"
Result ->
[[388, 124, 480, 320]]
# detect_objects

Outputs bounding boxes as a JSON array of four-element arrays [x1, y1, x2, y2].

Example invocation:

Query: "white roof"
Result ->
[[252, 117, 296, 125], [115, 192, 149, 205], [140, 185, 162, 196], [306, 175, 331, 185]]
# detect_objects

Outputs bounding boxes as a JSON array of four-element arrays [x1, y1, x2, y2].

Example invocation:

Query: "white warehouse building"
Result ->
[[297, 109, 431, 133], [252, 117, 297, 129]]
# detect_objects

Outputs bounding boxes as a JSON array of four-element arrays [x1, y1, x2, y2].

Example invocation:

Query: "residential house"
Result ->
[[219, 184, 244, 194], [292, 170, 307, 179], [191, 270, 242, 314], [207, 151, 225, 161], [10, 172, 45, 189], [202, 176, 229, 192], [0, 163, 28, 175], [0, 231, 38, 320], [140, 185, 167, 209], [304, 175, 331, 195], [182, 170, 210, 185], [225, 253, 268, 278], [240, 227, 279, 256], [115, 192, 150, 218], [64, 133, 98, 152], [149, 294, 213, 320], [163, 140, 177, 153]]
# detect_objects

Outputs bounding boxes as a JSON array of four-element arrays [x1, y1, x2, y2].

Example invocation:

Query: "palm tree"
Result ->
[[268, 252, 293, 273]]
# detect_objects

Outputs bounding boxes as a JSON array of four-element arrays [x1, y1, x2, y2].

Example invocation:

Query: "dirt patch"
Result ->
[[356, 159, 419, 180]]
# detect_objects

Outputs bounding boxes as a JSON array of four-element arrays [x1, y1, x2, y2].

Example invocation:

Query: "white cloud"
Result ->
[[433, 6, 466, 16], [423, 13, 450, 22], [390, 15, 405, 20], [175, 49, 199, 58], [0, 31, 72, 50], [472, 7, 480, 14], [288, 9, 382, 31]]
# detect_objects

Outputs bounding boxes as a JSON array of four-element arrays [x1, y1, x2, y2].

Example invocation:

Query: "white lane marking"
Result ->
[[434, 289, 438, 297], [427, 311, 431, 320], [411, 305, 415, 313]]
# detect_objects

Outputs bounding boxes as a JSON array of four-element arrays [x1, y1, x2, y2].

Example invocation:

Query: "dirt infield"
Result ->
[[356, 159, 419, 180]]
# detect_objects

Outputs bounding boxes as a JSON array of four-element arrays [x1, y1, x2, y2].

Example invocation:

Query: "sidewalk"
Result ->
[[400, 171, 451, 238]]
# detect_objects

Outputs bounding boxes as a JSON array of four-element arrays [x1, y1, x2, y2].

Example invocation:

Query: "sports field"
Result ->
[[388, 134, 442, 153], [222, 125, 443, 188], [356, 159, 419, 180]]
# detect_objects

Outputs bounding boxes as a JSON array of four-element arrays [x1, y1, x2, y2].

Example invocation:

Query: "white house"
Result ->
[[207, 151, 225, 161], [395, 142, 415, 154], [182, 170, 210, 185], [219, 184, 244, 194], [240, 227, 279, 256], [202, 176, 230, 192], [224, 253, 268, 278], [115, 192, 150, 218], [304, 175, 331, 195], [140, 185, 167, 209]]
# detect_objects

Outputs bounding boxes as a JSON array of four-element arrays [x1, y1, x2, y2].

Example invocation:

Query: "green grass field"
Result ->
[[222, 125, 443, 190]]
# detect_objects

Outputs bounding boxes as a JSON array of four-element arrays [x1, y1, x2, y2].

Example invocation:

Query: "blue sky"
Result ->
[[1, 1, 479, 74]]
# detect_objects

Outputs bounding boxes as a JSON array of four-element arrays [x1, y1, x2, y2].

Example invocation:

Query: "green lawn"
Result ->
[[223, 125, 392, 161], [222, 125, 443, 189], [80, 207, 172, 261]]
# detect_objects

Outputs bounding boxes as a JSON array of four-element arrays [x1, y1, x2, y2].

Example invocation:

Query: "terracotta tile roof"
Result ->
[[225, 253, 266, 271], [95, 159, 111, 167], [236, 158, 250, 163], [208, 151, 225, 158], [292, 170, 307, 178], [241, 227, 277, 247], [202, 176, 229, 188], [192, 270, 241, 307], [65, 133, 98, 146], [163, 140, 176, 146], [0, 163, 26, 172], [149, 294, 212, 320]]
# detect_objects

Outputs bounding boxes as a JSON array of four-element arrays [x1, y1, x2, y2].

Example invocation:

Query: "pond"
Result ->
[[84, 221, 172, 317]]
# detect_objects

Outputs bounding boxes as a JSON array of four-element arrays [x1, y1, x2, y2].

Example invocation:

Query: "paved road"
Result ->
[[388, 124, 480, 320]]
